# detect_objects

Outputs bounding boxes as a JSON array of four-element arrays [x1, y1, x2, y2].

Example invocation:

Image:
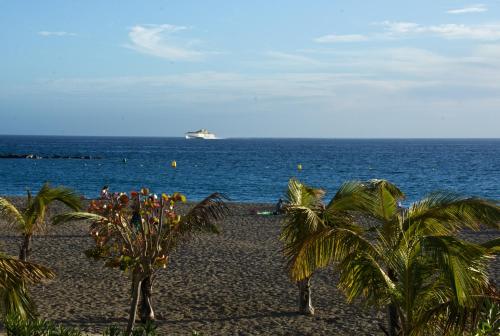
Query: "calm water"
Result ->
[[0, 136, 498, 203]]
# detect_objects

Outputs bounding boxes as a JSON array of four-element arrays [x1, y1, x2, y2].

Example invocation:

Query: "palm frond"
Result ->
[[421, 236, 491, 306], [286, 178, 325, 207], [31, 183, 82, 213], [0, 255, 55, 286], [408, 192, 500, 235], [52, 212, 107, 226], [181, 193, 229, 234], [283, 205, 325, 234], [338, 251, 395, 305], [326, 180, 377, 214], [0, 281, 37, 320], [282, 180, 325, 246], [23, 183, 82, 234], [38, 185, 82, 211], [366, 179, 405, 200], [367, 180, 403, 223], [288, 225, 375, 281], [0, 198, 25, 229], [480, 237, 500, 253], [0, 254, 55, 319]]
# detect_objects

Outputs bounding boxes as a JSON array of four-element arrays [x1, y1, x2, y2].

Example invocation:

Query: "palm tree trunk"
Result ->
[[126, 275, 142, 336], [387, 269, 400, 336], [139, 275, 155, 323], [387, 303, 400, 336], [19, 234, 32, 261], [297, 276, 315, 315]]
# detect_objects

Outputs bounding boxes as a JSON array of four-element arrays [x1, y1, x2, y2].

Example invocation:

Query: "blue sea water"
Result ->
[[0, 136, 498, 203]]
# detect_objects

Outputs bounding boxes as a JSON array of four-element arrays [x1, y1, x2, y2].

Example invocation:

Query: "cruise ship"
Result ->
[[185, 129, 216, 140]]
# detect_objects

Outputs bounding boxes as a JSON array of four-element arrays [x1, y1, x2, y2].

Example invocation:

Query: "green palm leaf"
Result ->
[[421, 236, 490, 305], [324, 180, 377, 218], [24, 183, 82, 233], [0, 254, 55, 319], [289, 225, 373, 281], [481, 237, 500, 253], [408, 192, 500, 235], [40, 184, 82, 210], [181, 193, 229, 234], [0, 198, 25, 229], [52, 212, 107, 226], [338, 251, 395, 305], [364, 179, 405, 222]]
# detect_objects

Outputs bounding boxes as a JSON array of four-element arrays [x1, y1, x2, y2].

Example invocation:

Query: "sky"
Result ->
[[1, 1, 500, 138]]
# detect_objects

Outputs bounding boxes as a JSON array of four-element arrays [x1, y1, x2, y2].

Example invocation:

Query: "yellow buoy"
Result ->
[[297, 164, 302, 171], [171, 160, 177, 168]]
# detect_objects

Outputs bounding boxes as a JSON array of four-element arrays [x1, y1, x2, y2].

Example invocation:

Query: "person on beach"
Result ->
[[100, 186, 110, 199], [274, 198, 284, 215], [130, 193, 142, 231]]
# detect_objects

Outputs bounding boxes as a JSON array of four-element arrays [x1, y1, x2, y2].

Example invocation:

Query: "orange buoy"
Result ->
[[171, 160, 177, 168]]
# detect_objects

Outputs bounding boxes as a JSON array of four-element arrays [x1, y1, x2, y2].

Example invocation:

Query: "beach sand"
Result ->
[[0, 199, 498, 335]]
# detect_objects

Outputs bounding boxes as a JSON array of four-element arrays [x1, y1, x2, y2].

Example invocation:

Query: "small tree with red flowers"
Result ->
[[55, 188, 228, 335]]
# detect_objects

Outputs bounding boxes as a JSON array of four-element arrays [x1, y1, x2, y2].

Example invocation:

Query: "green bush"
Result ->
[[102, 324, 123, 336], [3, 314, 159, 336], [102, 321, 157, 336], [474, 300, 500, 336], [3, 313, 83, 336]]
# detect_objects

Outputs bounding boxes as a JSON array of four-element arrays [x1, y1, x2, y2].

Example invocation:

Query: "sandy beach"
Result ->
[[0, 199, 498, 335]]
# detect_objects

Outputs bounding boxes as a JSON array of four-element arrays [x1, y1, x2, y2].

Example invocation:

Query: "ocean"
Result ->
[[0, 136, 498, 203]]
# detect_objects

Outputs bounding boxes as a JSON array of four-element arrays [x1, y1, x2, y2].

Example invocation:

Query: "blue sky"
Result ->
[[1, 1, 500, 137]]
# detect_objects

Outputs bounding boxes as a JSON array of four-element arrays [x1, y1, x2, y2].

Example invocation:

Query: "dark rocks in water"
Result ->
[[0, 154, 34, 159], [25, 154, 42, 159], [0, 153, 102, 160]]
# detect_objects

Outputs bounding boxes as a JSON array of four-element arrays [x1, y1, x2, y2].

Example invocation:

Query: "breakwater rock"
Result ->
[[0, 153, 102, 160]]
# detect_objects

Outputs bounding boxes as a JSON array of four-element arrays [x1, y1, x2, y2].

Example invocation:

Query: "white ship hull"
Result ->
[[185, 133, 216, 140], [185, 129, 216, 139]]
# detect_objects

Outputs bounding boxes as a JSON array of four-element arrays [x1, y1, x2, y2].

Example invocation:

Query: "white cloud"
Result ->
[[380, 21, 500, 40], [125, 24, 205, 61], [32, 43, 500, 101], [38, 31, 76, 37], [447, 4, 487, 14], [31, 71, 424, 104], [16, 41, 500, 106], [318, 21, 500, 43], [265, 51, 323, 66], [314, 34, 367, 43], [475, 43, 500, 58], [379, 21, 420, 34], [426, 24, 500, 40]]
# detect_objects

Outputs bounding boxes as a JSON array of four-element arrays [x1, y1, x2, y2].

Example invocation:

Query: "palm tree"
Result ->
[[0, 183, 82, 261], [55, 190, 228, 335], [280, 178, 373, 315], [291, 179, 500, 335], [0, 252, 55, 319]]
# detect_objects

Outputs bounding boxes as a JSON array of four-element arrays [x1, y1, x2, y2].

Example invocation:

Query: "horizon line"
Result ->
[[0, 134, 499, 140]]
